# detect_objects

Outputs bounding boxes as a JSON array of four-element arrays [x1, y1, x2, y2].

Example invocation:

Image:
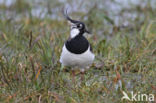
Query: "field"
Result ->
[[0, 0, 156, 103]]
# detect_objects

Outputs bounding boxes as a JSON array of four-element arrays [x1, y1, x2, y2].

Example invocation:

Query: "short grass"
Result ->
[[0, 1, 156, 103]]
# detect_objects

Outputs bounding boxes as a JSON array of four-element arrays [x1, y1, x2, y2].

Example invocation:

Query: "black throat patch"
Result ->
[[65, 35, 89, 54]]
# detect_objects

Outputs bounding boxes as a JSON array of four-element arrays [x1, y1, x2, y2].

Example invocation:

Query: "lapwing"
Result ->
[[60, 10, 95, 80]]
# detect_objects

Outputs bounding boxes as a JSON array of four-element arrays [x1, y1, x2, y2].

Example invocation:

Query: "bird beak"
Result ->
[[85, 29, 91, 34]]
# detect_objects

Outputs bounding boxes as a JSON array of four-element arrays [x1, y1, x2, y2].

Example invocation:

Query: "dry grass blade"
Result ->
[[29, 31, 33, 48], [29, 56, 35, 79], [35, 64, 42, 80], [30, 32, 46, 49]]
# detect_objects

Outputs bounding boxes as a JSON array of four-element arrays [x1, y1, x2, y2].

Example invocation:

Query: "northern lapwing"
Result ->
[[60, 10, 95, 80]]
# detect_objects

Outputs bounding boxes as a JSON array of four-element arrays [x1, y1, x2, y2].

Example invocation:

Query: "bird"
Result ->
[[59, 10, 95, 80]]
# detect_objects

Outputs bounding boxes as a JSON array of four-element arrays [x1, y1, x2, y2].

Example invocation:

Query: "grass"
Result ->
[[0, 0, 156, 103]]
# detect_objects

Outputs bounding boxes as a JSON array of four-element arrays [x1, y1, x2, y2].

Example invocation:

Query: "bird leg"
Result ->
[[80, 69, 85, 81]]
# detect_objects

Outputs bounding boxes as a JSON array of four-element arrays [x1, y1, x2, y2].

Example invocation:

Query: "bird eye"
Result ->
[[77, 24, 82, 28]]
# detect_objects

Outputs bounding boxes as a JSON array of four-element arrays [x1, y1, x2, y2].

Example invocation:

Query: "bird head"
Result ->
[[63, 10, 90, 37]]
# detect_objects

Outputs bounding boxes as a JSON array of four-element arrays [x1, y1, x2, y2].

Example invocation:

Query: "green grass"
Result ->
[[0, 1, 156, 103]]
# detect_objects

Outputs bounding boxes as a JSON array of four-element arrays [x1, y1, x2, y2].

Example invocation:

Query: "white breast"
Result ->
[[60, 45, 95, 69]]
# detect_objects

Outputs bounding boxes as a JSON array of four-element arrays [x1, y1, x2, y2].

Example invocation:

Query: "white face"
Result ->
[[69, 22, 84, 38], [70, 28, 79, 38]]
